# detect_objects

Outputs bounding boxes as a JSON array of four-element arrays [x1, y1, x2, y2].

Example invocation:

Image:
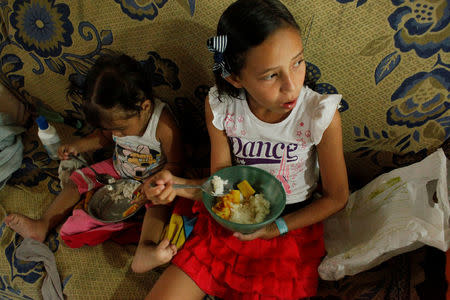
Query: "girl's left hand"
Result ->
[[233, 222, 280, 241]]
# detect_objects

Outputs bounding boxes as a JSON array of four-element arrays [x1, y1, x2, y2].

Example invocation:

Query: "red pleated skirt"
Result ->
[[172, 201, 325, 300]]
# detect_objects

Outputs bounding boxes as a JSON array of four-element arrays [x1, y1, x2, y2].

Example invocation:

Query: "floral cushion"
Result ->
[[0, 0, 448, 299]]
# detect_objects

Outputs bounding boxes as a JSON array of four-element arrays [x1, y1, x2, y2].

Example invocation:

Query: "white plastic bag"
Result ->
[[318, 148, 449, 280]]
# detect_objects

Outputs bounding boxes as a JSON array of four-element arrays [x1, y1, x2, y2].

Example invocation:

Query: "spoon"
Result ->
[[150, 178, 232, 197], [69, 154, 116, 185]]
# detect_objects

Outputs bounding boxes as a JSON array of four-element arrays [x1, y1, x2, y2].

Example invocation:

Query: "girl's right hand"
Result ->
[[58, 144, 80, 160], [141, 170, 178, 205]]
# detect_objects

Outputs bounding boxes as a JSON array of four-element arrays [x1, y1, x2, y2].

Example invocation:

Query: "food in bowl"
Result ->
[[108, 180, 140, 203], [88, 179, 144, 223], [122, 203, 140, 217], [211, 175, 228, 195], [212, 180, 270, 224], [203, 166, 286, 234]]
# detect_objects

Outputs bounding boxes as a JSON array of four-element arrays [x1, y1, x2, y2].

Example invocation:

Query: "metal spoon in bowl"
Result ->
[[69, 154, 116, 185]]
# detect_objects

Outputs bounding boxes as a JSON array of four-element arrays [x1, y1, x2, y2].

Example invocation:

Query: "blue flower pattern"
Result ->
[[388, 0, 450, 58], [0, 221, 60, 299], [336, 0, 449, 161], [114, 0, 168, 21], [4, 1, 117, 78], [387, 68, 450, 140], [387, 68, 449, 128], [305, 62, 349, 112], [10, 0, 74, 58]]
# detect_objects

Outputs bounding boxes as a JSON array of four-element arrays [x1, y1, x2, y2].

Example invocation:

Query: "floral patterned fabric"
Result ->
[[0, 0, 448, 299]]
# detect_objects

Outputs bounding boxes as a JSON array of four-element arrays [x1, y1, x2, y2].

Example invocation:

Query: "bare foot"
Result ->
[[4, 214, 47, 242], [131, 238, 177, 273]]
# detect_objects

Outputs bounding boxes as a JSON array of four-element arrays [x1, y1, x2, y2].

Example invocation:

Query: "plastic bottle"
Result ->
[[36, 115, 61, 160]]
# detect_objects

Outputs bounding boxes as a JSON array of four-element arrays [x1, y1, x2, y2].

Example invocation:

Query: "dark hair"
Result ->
[[214, 0, 301, 98], [68, 51, 153, 128]]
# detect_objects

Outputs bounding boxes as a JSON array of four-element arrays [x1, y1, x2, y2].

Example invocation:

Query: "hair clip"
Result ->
[[207, 35, 231, 78]]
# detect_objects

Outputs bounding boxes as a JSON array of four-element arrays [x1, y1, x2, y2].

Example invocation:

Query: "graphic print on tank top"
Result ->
[[114, 143, 161, 178], [276, 148, 292, 194], [228, 135, 306, 195], [224, 112, 317, 196]]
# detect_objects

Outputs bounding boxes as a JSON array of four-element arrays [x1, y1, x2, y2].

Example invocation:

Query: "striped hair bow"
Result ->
[[207, 35, 230, 78]]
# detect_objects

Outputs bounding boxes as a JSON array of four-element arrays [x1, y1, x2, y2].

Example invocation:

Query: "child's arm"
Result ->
[[156, 108, 184, 176], [235, 110, 349, 241], [141, 96, 232, 205], [140, 107, 201, 204], [205, 95, 233, 173], [283, 110, 349, 225], [58, 129, 113, 160]]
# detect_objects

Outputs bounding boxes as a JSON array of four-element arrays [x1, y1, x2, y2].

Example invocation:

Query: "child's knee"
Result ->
[[146, 205, 171, 219]]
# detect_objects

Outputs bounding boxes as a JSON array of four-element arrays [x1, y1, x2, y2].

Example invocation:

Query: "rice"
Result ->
[[211, 175, 228, 195], [229, 193, 270, 224], [108, 180, 140, 202]]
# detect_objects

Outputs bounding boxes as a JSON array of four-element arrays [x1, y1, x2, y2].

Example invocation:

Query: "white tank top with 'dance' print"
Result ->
[[209, 85, 341, 204]]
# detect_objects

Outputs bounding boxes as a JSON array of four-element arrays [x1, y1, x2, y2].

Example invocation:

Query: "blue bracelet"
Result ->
[[275, 217, 288, 235]]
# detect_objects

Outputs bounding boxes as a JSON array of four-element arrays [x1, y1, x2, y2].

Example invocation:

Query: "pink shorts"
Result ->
[[69, 158, 121, 195]]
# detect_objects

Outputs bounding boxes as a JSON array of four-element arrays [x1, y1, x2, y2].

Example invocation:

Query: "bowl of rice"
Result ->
[[203, 165, 286, 234]]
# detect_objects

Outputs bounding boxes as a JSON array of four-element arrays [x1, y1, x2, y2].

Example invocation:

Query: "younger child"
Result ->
[[143, 0, 349, 299], [5, 52, 184, 273]]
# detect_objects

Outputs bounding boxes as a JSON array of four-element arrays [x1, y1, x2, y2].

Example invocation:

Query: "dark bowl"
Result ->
[[203, 165, 286, 234], [88, 179, 143, 223]]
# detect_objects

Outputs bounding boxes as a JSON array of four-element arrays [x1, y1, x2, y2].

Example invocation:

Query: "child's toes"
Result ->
[[157, 238, 170, 249], [5, 214, 17, 226]]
